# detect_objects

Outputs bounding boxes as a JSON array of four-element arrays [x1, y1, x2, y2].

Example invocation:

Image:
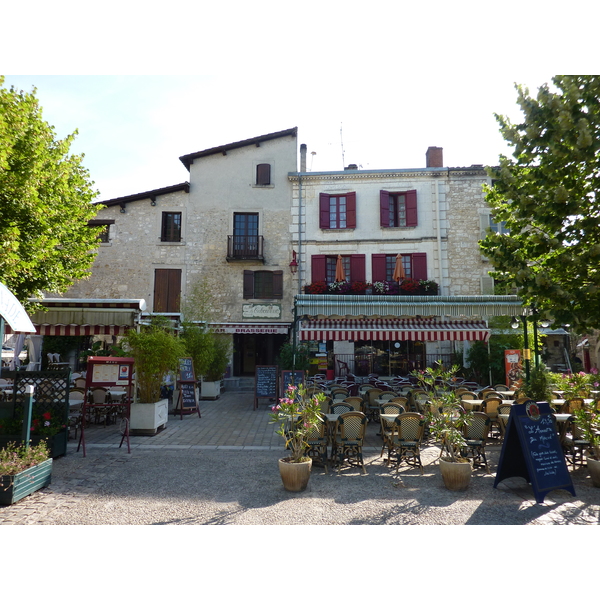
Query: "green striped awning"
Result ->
[[295, 294, 523, 318]]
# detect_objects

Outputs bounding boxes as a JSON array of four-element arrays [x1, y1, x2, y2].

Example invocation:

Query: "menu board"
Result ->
[[494, 401, 575, 503], [281, 370, 305, 392], [175, 357, 200, 418], [87, 356, 134, 387], [179, 382, 197, 409], [254, 365, 278, 410], [179, 357, 195, 382]]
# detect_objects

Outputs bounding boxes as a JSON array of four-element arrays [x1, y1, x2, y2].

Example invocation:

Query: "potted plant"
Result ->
[[413, 363, 473, 490], [0, 440, 52, 505], [270, 384, 326, 491], [521, 363, 554, 404], [201, 335, 231, 399], [304, 281, 327, 294], [327, 280, 351, 294], [124, 317, 186, 434], [350, 281, 371, 295], [399, 278, 421, 295], [419, 279, 439, 295], [572, 406, 600, 487]]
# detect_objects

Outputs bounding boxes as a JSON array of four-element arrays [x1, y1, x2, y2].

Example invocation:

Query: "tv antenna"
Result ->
[[340, 122, 345, 169]]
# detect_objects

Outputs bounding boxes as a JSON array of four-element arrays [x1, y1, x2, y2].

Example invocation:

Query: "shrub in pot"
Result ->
[[413, 363, 473, 490]]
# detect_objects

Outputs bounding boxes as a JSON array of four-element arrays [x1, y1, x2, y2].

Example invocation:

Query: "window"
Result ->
[[161, 212, 182, 242], [319, 192, 356, 229], [256, 163, 271, 185], [371, 253, 427, 281], [311, 254, 365, 284], [243, 270, 283, 299], [488, 214, 509, 235], [380, 190, 417, 227], [88, 219, 114, 243], [97, 225, 110, 243], [154, 269, 181, 312], [233, 212, 259, 255]]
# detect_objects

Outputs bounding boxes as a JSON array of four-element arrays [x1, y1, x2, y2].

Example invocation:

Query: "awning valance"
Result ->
[[299, 318, 490, 342], [295, 294, 523, 318], [209, 323, 290, 335]]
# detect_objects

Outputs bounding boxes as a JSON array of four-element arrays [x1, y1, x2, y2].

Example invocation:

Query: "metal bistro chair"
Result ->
[[333, 411, 368, 475], [382, 412, 425, 474], [305, 418, 329, 474], [379, 402, 405, 461], [344, 396, 364, 412], [481, 397, 503, 438], [561, 417, 590, 467], [497, 403, 513, 438], [462, 412, 491, 473]]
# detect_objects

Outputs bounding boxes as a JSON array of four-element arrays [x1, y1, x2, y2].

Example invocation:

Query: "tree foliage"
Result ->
[[0, 77, 100, 305], [480, 75, 600, 333]]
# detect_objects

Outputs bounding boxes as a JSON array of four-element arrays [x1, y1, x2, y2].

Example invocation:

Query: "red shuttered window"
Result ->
[[319, 192, 356, 229], [380, 190, 417, 228]]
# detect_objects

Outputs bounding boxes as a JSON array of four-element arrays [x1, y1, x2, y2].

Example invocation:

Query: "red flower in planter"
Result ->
[[42, 412, 52, 420], [399, 278, 421, 294]]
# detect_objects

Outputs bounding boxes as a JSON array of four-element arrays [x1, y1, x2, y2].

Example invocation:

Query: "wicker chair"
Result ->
[[305, 419, 329, 473], [344, 397, 364, 412], [329, 401, 353, 415], [412, 391, 430, 413], [462, 412, 491, 472], [332, 411, 368, 475], [458, 391, 477, 401], [561, 417, 590, 467], [379, 403, 405, 458], [388, 397, 409, 411], [331, 390, 350, 401], [481, 397, 503, 437], [561, 398, 585, 414], [497, 403, 512, 438], [88, 386, 110, 425], [494, 384, 510, 392], [381, 412, 425, 474]]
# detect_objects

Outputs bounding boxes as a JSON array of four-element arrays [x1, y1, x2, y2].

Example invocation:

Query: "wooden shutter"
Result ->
[[379, 190, 390, 227], [346, 192, 356, 229], [412, 253, 427, 280], [154, 269, 181, 312], [243, 270, 254, 299], [371, 254, 387, 281], [406, 190, 418, 227], [311, 255, 326, 283], [272, 270, 283, 299], [319, 193, 330, 229], [349, 254, 365, 283], [256, 163, 271, 185]]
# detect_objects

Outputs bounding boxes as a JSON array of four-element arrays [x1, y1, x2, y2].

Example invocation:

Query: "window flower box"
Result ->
[[304, 282, 328, 294]]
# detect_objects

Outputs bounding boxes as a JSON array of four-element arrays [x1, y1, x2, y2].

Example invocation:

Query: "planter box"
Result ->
[[130, 398, 169, 435], [0, 431, 67, 459], [201, 380, 222, 400], [0, 458, 53, 505]]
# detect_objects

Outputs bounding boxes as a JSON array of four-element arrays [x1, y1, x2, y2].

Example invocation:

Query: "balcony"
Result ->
[[226, 235, 264, 262]]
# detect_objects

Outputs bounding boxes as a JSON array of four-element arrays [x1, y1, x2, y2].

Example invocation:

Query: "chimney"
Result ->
[[300, 143, 307, 172], [426, 146, 443, 168], [344, 164, 358, 170]]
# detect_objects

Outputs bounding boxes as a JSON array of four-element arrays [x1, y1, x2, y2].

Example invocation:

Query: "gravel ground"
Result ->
[[2, 443, 599, 525]]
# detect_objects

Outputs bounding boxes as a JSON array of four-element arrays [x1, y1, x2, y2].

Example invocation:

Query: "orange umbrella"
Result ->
[[393, 254, 405, 282], [335, 255, 346, 282]]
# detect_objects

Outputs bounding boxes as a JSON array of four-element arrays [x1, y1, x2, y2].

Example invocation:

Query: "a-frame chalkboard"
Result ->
[[494, 401, 575, 504], [254, 365, 278, 410], [174, 357, 201, 419]]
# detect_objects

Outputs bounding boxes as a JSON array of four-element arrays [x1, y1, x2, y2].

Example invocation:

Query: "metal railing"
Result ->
[[226, 235, 264, 260]]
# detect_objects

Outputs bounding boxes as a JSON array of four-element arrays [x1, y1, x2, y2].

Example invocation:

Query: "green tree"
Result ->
[[0, 77, 100, 305], [480, 76, 600, 333]]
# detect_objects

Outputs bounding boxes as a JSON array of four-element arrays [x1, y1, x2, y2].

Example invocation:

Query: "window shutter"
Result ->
[[379, 190, 390, 227], [243, 270, 254, 299], [319, 193, 330, 229], [256, 163, 271, 185], [168, 269, 181, 312], [412, 253, 427, 280], [154, 270, 168, 312], [346, 192, 356, 229], [272, 270, 283, 298], [405, 190, 418, 227], [349, 254, 365, 283], [311, 255, 326, 283], [371, 254, 387, 281]]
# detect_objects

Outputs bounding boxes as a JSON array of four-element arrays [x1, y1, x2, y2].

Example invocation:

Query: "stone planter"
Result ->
[[129, 398, 169, 435], [586, 451, 600, 488], [201, 380, 222, 400], [439, 457, 472, 491], [0, 458, 53, 505], [278, 457, 312, 492]]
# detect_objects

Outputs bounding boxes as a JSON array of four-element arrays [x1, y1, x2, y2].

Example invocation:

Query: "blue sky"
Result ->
[[2, 2, 596, 202]]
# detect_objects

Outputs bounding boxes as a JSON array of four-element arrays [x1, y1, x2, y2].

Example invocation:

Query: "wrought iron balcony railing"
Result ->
[[226, 235, 264, 261]]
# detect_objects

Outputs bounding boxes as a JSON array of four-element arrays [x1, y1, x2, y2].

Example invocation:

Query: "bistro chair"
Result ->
[[462, 412, 491, 472], [561, 417, 590, 467], [305, 419, 329, 474], [358, 383, 375, 398], [561, 398, 585, 414], [332, 411, 368, 475], [344, 397, 364, 412], [381, 412, 425, 474], [497, 403, 513, 438], [388, 396, 409, 411], [88, 386, 110, 425], [378, 391, 397, 403], [494, 384, 510, 392], [481, 389, 503, 401], [331, 390, 350, 401], [458, 391, 477, 401], [481, 397, 503, 437], [329, 401, 354, 415], [412, 391, 430, 413]]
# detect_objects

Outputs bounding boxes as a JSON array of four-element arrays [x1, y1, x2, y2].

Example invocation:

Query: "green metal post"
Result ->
[[21, 385, 35, 449], [522, 315, 531, 383]]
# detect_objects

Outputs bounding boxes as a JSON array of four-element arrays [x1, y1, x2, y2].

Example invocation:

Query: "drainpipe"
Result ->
[[434, 177, 445, 293], [297, 144, 307, 296]]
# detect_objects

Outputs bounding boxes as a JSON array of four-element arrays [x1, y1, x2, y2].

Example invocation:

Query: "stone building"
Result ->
[[67, 128, 300, 376]]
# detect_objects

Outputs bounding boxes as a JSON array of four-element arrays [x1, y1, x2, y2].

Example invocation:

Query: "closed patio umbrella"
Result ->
[[335, 255, 346, 282], [393, 254, 405, 282]]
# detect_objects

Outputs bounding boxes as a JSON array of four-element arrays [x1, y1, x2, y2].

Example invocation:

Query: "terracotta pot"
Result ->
[[439, 457, 472, 491], [586, 452, 600, 488], [278, 458, 312, 492]]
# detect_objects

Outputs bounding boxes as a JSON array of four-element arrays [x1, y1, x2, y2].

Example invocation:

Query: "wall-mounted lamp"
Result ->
[[289, 250, 298, 274], [119, 204, 126, 214], [150, 197, 157, 206], [510, 316, 520, 329], [539, 317, 551, 328]]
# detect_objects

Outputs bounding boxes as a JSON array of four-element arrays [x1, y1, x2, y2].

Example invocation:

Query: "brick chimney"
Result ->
[[300, 143, 307, 172], [426, 146, 443, 168]]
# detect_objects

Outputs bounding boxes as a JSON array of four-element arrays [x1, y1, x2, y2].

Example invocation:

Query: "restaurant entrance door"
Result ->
[[234, 333, 286, 376]]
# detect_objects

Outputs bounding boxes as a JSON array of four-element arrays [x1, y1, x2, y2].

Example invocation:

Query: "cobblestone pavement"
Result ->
[[1, 391, 599, 525]]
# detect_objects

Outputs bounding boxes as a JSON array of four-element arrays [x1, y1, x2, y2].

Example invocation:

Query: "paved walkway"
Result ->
[[1, 391, 599, 525]]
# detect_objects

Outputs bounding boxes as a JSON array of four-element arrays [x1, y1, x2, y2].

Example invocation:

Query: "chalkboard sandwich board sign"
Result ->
[[174, 357, 201, 419], [494, 401, 575, 504], [255, 365, 278, 410], [281, 370, 305, 393]]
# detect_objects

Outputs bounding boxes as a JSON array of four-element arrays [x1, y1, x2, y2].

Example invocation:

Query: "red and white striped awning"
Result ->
[[299, 318, 490, 342], [35, 324, 129, 336]]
